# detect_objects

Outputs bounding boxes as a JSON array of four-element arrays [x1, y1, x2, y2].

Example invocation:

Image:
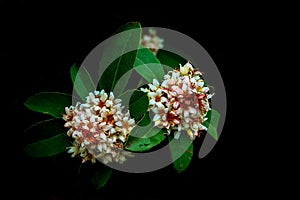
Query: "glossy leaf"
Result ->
[[70, 64, 96, 101], [24, 92, 72, 118], [24, 118, 66, 143], [111, 22, 142, 95], [156, 49, 187, 69], [137, 113, 151, 126], [125, 127, 166, 152], [169, 134, 193, 173], [98, 22, 141, 93], [134, 47, 164, 83], [117, 89, 135, 106], [24, 133, 70, 157], [129, 90, 149, 121]]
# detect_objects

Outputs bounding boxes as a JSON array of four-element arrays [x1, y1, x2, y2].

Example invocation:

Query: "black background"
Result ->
[[1, 1, 259, 199]]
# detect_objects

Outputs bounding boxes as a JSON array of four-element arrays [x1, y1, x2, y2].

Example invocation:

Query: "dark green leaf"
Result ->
[[156, 49, 187, 69], [24, 133, 70, 157], [100, 51, 137, 95], [98, 22, 141, 93], [24, 92, 72, 117], [204, 109, 220, 140], [204, 109, 212, 125], [125, 127, 166, 152], [91, 167, 112, 190], [137, 113, 151, 126], [113, 69, 134, 97], [134, 47, 164, 83], [70, 64, 96, 101], [169, 133, 193, 173], [117, 89, 135, 104], [24, 118, 66, 143], [129, 90, 149, 121], [70, 63, 79, 84], [111, 22, 142, 95]]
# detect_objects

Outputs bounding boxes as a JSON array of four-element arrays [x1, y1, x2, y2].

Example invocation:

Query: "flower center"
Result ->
[[155, 96, 161, 102], [106, 114, 114, 124]]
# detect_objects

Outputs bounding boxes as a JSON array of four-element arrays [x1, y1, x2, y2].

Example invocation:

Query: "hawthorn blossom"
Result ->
[[141, 62, 213, 140], [63, 90, 135, 164], [141, 29, 164, 55]]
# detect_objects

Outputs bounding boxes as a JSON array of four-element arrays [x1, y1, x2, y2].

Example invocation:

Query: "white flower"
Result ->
[[148, 88, 168, 107], [140, 88, 149, 93], [148, 79, 160, 91], [140, 29, 164, 55], [180, 63, 190, 75], [152, 103, 169, 127], [140, 62, 212, 140], [63, 90, 135, 164]]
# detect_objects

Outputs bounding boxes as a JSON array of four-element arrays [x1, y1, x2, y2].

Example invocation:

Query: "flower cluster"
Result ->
[[141, 62, 213, 140], [63, 90, 135, 164], [141, 28, 164, 55]]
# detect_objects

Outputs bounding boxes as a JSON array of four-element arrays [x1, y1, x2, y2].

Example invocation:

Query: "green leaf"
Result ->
[[209, 109, 220, 128], [117, 89, 135, 105], [134, 46, 164, 83], [24, 118, 66, 143], [70, 64, 96, 101], [91, 167, 112, 190], [125, 127, 166, 152], [137, 113, 151, 126], [24, 92, 72, 118], [100, 49, 135, 93], [156, 49, 187, 69], [115, 21, 141, 34], [207, 126, 218, 141], [111, 22, 142, 95], [98, 22, 141, 93], [169, 134, 193, 173], [204, 109, 220, 140], [129, 90, 149, 121], [24, 133, 70, 157], [70, 63, 79, 84]]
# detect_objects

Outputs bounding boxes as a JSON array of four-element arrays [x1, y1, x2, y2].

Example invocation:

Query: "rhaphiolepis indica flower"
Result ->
[[63, 90, 135, 164], [141, 62, 213, 140], [141, 28, 164, 55]]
